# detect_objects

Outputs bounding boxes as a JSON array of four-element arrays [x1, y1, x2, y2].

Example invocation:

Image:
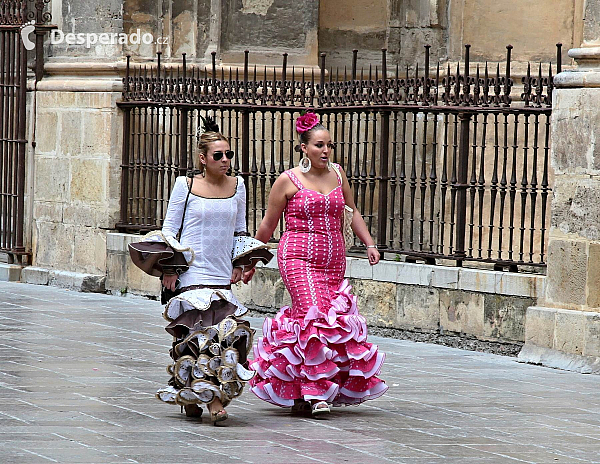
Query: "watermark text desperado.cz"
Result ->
[[50, 29, 168, 48]]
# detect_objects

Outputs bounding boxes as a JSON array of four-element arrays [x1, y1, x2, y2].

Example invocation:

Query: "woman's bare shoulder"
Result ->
[[271, 170, 298, 197], [274, 170, 294, 185], [227, 175, 238, 188]]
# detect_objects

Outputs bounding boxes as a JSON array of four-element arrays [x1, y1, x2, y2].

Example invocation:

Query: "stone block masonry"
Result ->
[[105, 232, 542, 349], [31, 90, 122, 277]]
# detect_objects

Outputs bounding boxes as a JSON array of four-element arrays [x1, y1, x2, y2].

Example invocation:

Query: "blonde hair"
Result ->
[[196, 131, 229, 172]]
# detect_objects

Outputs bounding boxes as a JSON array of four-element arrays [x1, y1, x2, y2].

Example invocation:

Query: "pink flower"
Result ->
[[296, 112, 320, 134]]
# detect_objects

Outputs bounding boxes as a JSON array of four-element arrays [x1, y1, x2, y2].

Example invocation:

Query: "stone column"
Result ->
[[518, 1, 600, 373], [25, 0, 127, 289]]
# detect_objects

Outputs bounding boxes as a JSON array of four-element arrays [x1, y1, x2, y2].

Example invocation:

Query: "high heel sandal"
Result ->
[[311, 401, 330, 418], [210, 409, 228, 424], [208, 401, 228, 424]]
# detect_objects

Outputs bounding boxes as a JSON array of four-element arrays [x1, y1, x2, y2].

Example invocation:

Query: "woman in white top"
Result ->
[[153, 118, 271, 424]]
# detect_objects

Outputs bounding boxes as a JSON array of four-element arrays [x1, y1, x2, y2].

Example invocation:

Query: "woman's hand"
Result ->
[[242, 267, 256, 284], [162, 274, 178, 291], [367, 247, 380, 266], [231, 267, 243, 284]]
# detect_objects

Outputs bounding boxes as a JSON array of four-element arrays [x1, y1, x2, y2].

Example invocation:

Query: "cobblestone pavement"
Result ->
[[0, 282, 599, 464]]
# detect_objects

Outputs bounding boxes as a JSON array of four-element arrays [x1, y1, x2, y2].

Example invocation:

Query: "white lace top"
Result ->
[[161, 176, 246, 287]]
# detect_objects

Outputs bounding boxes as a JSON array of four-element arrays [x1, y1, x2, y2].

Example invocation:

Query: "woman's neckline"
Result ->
[[187, 176, 239, 199]]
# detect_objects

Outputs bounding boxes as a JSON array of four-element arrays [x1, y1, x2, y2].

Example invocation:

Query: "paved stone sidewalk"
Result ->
[[0, 282, 599, 464]]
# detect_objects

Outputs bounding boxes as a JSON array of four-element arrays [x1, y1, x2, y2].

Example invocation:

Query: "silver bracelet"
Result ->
[[366, 245, 378, 249]]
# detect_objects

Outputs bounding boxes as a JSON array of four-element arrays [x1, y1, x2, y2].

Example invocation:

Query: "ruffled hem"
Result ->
[[128, 231, 193, 278], [157, 316, 256, 408], [164, 288, 247, 322], [231, 236, 274, 268], [142, 231, 196, 265], [249, 279, 388, 407]]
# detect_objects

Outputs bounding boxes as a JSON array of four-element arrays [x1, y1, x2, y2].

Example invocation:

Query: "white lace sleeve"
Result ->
[[162, 177, 189, 238], [141, 176, 195, 264], [234, 176, 247, 235]]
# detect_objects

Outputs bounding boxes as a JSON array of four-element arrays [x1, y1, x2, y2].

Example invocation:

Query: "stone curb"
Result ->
[[518, 344, 600, 374], [0, 263, 23, 282], [21, 266, 106, 293]]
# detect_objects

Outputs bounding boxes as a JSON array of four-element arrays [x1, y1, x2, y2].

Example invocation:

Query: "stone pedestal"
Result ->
[[519, 40, 600, 371]]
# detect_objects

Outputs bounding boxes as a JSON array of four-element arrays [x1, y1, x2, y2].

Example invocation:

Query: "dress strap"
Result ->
[[331, 163, 343, 186], [285, 170, 304, 190]]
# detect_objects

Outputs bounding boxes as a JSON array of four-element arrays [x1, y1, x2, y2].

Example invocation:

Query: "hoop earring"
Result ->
[[201, 165, 206, 177], [327, 160, 332, 171], [299, 156, 311, 173]]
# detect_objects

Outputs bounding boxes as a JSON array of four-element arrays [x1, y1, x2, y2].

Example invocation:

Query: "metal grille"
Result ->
[[0, 1, 28, 260], [117, 44, 561, 270], [0, 1, 52, 262]]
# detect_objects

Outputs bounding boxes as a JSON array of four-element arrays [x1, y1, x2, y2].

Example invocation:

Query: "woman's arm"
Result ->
[[231, 177, 247, 285], [254, 174, 294, 243], [162, 177, 188, 238], [234, 177, 247, 235], [161, 177, 188, 290], [338, 166, 380, 265], [242, 174, 293, 284]]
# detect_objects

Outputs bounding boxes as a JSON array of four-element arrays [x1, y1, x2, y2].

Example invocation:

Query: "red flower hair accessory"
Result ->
[[296, 112, 320, 134]]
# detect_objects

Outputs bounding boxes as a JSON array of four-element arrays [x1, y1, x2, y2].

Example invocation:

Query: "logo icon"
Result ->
[[20, 21, 35, 51]]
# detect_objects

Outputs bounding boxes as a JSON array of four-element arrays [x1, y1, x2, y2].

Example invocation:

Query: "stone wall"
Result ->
[[220, 0, 319, 66], [321, 0, 582, 74], [319, 0, 389, 70], [449, 0, 581, 64], [49, 0, 125, 60], [48, 0, 581, 70], [106, 233, 161, 296], [31, 89, 122, 276], [105, 231, 542, 346], [519, 306, 600, 373]]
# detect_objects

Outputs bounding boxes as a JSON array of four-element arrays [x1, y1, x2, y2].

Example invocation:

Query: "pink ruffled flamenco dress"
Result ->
[[250, 166, 388, 407]]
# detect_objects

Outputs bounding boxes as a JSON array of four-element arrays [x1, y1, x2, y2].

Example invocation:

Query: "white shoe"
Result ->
[[311, 401, 330, 418]]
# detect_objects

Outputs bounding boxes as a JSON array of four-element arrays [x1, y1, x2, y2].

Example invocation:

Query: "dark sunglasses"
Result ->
[[212, 150, 234, 160]]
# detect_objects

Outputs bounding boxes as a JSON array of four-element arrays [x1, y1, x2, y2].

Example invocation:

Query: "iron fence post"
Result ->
[[15, 27, 26, 256], [120, 107, 131, 225], [179, 109, 188, 175], [377, 46, 389, 255], [377, 110, 389, 256], [241, 110, 250, 217], [455, 112, 472, 265], [320, 53, 326, 106], [241, 51, 250, 223], [179, 55, 188, 176]]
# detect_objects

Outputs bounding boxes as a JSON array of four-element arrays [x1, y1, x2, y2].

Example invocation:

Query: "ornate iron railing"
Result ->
[[117, 44, 561, 271], [0, 0, 51, 262]]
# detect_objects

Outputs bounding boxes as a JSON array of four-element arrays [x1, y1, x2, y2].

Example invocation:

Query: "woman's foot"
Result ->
[[207, 398, 228, 424], [183, 404, 203, 418], [291, 399, 311, 415], [311, 401, 330, 418]]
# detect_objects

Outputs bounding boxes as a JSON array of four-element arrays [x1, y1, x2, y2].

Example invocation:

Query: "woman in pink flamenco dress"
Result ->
[[246, 112, 388, 417]]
